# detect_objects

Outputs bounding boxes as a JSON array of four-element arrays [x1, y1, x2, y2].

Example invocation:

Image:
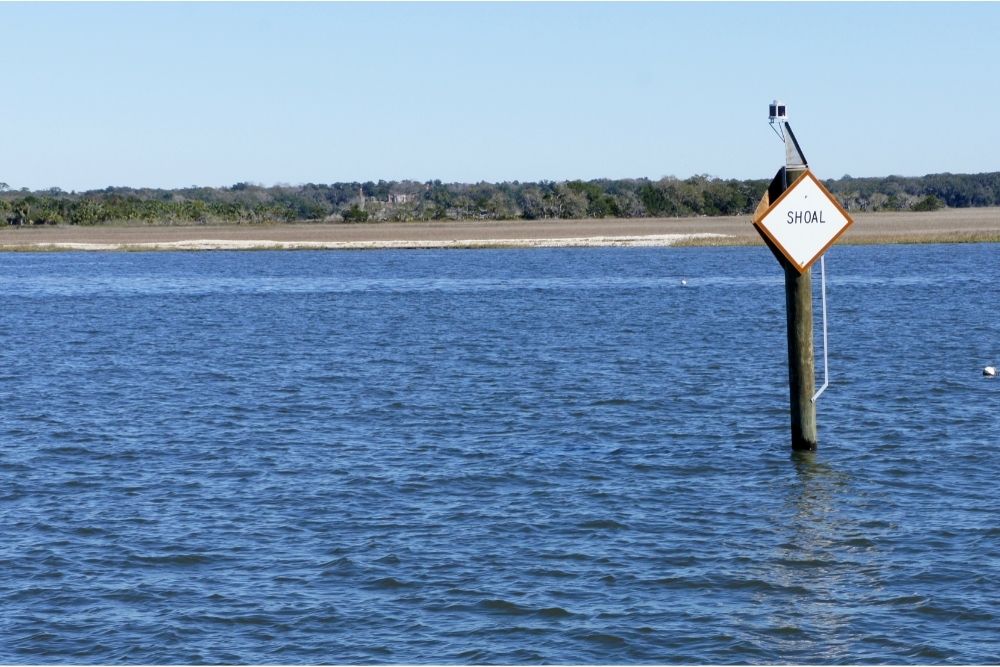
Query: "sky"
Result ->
[[1, 1, 999, 191]]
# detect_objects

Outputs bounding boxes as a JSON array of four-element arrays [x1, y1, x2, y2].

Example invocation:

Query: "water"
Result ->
[[1, 244, 998, 664]]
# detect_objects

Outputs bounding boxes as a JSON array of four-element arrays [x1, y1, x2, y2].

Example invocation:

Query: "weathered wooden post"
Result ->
[[752, 101, 853, 451], [783, 223, 816, 451]]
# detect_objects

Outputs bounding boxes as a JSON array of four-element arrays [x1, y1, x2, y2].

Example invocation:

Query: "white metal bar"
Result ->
[[812, 254, 829, 403]]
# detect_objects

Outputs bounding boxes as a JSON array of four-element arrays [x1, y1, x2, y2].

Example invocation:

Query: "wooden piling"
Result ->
[[781, 166, 817, 450], [755, 166, 818, 450], [784, 259, 817, 450]]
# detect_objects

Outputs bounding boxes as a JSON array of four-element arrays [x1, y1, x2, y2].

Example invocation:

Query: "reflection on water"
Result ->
[[757, 453, 865, 660]]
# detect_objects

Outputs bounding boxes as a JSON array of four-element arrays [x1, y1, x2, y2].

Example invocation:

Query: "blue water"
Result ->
[[1, 244, 998, 664]]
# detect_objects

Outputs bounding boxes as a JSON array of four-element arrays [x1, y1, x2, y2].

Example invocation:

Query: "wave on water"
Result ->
[[1, 245, 998, 663]]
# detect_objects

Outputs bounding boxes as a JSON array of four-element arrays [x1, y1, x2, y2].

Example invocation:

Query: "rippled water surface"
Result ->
[[1, 245, 998, 664]]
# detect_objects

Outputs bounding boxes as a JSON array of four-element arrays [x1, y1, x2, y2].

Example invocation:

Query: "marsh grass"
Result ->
[[672, 230, 1000, 248], [1, 207, 997, 251]]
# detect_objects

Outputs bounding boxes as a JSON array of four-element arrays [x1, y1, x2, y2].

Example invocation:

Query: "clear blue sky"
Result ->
[[2, 2, 998, 191]]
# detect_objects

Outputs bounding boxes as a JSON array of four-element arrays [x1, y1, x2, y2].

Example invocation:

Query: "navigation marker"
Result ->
[[753, 170, 853, 274]]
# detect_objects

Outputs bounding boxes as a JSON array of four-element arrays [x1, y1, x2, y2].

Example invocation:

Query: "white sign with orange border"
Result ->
[[753, 171, 853, 273]]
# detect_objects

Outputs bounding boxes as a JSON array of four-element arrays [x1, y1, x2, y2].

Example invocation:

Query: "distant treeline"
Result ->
[[1, 171, 998, 226]]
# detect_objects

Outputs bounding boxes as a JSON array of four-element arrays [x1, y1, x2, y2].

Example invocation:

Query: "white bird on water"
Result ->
[[681, 279, 687, 286], [985, 366, 997, 377]]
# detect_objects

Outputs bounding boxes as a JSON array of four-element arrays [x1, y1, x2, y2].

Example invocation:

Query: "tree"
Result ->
[[342, 204, 369, 223], [912, 195, 944, 212], [516, 187, 546, 220], [10, 199, 31, 225]]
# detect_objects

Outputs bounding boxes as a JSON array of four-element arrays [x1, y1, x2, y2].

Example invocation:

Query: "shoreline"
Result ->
[[0, 234, 728, 252], [1, 208, 998, 251]]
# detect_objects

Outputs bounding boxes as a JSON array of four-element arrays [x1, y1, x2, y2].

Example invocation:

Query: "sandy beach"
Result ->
[[1, 207, 998, 251]]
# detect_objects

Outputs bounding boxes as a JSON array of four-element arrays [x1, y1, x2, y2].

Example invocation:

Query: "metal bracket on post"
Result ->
[[811, 254, 829, 403]]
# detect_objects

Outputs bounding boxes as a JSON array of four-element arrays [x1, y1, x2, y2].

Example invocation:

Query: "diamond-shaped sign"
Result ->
[[753, 170, 853, 273]]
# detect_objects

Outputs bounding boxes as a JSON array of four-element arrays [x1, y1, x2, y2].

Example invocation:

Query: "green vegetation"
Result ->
[[1, 171, 998, 226], [341, 204, 369, 223], [911, 195, 945, 212]]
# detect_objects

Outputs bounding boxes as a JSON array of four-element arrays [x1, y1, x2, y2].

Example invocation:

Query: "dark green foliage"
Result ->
[[638, 181, 684, 216], [827, 172, 1000, 211], [566, 180, 619, 218], [1, 171, 996, 226], [342, 204, 369, 223], [912, 195, 945, 212]]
